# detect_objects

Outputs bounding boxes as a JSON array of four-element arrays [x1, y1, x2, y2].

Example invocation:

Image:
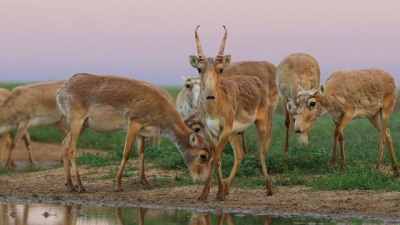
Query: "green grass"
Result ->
[[310, 167, 400, 191], [1, 82, 400, 191], [0, 164, 42, 176]]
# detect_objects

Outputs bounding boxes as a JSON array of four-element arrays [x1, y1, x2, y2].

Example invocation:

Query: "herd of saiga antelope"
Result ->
[[0, 26, 399, 201]]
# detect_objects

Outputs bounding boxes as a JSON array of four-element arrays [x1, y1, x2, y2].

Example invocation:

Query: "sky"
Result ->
[[1, 0, 399, 85]]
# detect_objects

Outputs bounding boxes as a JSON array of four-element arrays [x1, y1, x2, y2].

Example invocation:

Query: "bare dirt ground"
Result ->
[[1, 142, 400, 221], [0, 140, 103, 168]]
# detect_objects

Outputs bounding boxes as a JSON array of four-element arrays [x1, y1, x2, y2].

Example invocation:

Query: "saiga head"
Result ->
[[288, 85, 326, 146], [182, 76, 201, 110], [184, 132, 211, 183], [184, 108, 206, 137], [189, 26, 231, 101]]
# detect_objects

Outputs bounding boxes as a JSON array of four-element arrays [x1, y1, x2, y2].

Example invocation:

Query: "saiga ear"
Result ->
[[189, 133, 198, 147], [297, 85, 304, 93], [222, 55, 231, 68], [286, 101, 297, 114], [189, 55, 199, 68], [181, 75, 187, 84], [319, 84, 326, 96]]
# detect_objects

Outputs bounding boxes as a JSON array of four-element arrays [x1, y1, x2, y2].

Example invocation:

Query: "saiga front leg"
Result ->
[[282, 97, 293, 152], [115, 120, 141, 192], [332, 113, 353, 170], [221, 133, 244, 199], [198, 117, 233, 202], [137, 135, 152, 189]]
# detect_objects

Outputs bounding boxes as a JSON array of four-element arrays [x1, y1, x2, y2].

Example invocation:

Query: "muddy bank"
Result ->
[[1, 162, 400, 222]]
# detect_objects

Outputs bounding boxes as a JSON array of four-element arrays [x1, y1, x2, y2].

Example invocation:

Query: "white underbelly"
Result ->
[[86, 104, 127, 133], [86, 116, 127, 133], [138, 126, 161, 137], [29, 116, 60, 127], [354, 106, 380, 119], [232, 113, 255, 133], [232, 120, 252, 133]]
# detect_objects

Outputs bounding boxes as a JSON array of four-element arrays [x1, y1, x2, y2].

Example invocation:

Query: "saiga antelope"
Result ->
[[57, 73, 211, 192], [177, 77, 249, 153], [0, 82, 69, 168], [276, 53, 320, 151], [292, 69, 399, 171], [178, 77, 249, 153], [190, 26, 273, 201], [221, 61, 278, 153], [176, 76, 201, 118], [184, 59, 279, 154]]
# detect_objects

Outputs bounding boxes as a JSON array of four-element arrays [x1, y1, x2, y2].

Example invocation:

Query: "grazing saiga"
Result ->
[[292, 69, 399, 171], [276, 53, 320, 151], [189, 26, 273, 201], [57, 73, 211, 192], [0, 82, 69, 168]]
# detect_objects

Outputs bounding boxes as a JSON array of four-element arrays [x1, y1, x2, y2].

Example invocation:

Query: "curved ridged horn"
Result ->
[[216, 25, 227, 61], [195, 25, 205, 61]]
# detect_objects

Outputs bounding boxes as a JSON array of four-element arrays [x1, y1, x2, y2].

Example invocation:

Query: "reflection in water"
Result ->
[[0, 202, 385, 225]]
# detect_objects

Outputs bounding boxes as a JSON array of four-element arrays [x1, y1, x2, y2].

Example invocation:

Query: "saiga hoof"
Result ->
[[65, 183, 77, 192], [340, 164, 347, 171], [198, 195, 208, 202], [393, 165, 400, 173], [216, 194, 225, 201], [77, 187, 87, 193], [114, 187, 124, 192], [140, 181, 153, 190]]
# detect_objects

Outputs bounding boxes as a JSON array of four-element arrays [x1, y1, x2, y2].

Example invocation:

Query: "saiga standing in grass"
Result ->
[[276, 53, 320, 151], [292, 69, 399, 171], [189, 26, 273, 201]]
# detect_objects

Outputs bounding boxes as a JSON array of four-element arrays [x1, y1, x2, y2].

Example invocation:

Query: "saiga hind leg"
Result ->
[[256, 106, 273, 196], [0, 132, 11, 167], [265, 103, 276, 153], [22, 132, 33, 164], [374, 101, 399, 171], [5, 120, 30, 168], [67, 117, 86, 192]]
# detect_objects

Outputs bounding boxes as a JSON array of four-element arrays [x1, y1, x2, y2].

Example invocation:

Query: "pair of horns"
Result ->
[[195, 25, 227, 61]]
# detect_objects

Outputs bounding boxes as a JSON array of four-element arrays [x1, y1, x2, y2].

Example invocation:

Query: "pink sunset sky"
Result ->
[[1, 0, 399, 85]]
